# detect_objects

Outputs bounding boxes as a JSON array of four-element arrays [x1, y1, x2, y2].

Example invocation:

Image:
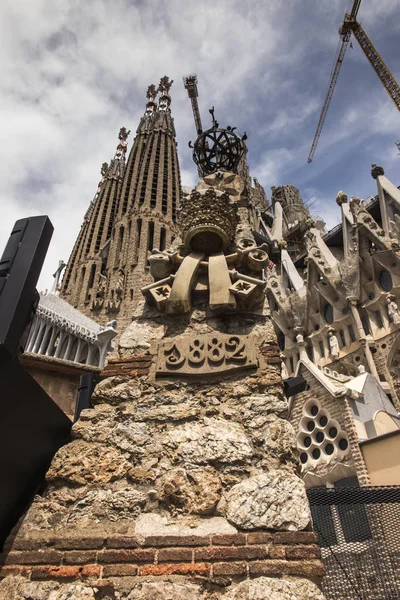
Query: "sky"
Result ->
[[0, 0, 399, 291]]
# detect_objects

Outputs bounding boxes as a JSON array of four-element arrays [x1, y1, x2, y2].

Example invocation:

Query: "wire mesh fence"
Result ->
[[307, 486, 400, 600]]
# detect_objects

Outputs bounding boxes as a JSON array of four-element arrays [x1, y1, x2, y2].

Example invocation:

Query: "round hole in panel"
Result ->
[[306, 421, 315, 432], [312, 448, 321, 460], [338, 438, 349, 451], [310, 405, 319, 417], [328, 426, 338, 439], [319, 415, 328, 427], [315, 431, 325, 444], [325, 443, 334, 455], [300, 453, 308, 464], [304, 436, 312, 448]]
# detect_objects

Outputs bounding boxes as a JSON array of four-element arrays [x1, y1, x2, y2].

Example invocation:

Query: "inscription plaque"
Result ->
[[156, 333, 258, 377]]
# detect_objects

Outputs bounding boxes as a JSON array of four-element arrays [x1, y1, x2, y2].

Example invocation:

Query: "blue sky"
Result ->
[[0, 0, 399, 290]]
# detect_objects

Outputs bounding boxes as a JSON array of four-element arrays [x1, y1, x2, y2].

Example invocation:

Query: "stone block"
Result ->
[[212, 561, 247, 576]]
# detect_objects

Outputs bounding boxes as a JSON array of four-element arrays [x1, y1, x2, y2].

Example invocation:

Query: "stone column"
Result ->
[[348, 298, 380, 379], [45, 327, 58, 356]]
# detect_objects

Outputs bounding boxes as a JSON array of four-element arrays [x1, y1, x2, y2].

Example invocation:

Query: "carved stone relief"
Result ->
[[156, 333, 258, 378]]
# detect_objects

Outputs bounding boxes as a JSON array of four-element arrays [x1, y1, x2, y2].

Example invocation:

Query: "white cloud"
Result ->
[[0, 0, 399, 292]]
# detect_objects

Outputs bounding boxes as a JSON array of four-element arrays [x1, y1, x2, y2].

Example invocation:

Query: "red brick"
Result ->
[[31, 565, 100, 580], [158, 548, 193, 562], [273, 532, 317, 545], [0, 565, 31, 579], [212, 561, 247, 576], [211, 534, 246, 546], [285, 559, 324, 577], [248, 560, 288, 576], [63, 551, 98, 564], [247, 532, 274, 545], [249, 559, 324, 577], [269, 545, 286, 559], [143, 535, 210, 548], [139, 563, 210, 577], [195, 546, 267, 561], [53, 537, 104, 550], [98, 549, 154, 564], [12, 538, 52, 551], [4, 550, 62, 565], [286, 545, 320, 560], [103, 564, 138, 577], [106, 536, 139, 549]]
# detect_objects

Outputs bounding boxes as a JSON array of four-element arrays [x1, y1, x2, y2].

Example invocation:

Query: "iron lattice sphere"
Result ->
[[193, 127, 245, 175]]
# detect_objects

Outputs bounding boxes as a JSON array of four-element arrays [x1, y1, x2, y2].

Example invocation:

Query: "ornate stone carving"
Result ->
[[371, 163, 384, 179], [387, 295, 400, 324], [156, 333, 258, 377], [178, 188, 238, 254]]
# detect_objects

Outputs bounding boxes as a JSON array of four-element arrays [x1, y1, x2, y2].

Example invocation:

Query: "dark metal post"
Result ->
[[0, 216, 53, 358], [74, 373, 97, 422]]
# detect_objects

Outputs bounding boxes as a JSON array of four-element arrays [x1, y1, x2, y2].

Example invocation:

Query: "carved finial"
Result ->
[[371, 163, 384, 179], [158, 76, 173, 95], [146, 84, 157, 101], [119, 127, 131, 142], [336, 191, 348, 205], [101, 162, 109, 176]]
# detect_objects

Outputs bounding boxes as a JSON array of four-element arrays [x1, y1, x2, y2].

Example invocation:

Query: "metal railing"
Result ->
[[307, 486, 400, 600]]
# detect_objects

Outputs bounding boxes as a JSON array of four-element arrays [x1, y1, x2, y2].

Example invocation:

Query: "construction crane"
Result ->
[[183, 74, 203, 135], [307, 0, 400, 163]]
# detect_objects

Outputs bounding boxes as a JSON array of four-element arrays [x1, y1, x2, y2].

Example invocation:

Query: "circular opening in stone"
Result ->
[[325, 443, 334, 455], [319, 415, 328, 427], [312, 448, 321, 460], [307, 421, 315, 432], [310, 405, 319, 417], [300, 453, 308, 464], [328, 427, 338, 438], [304, 436, 312, 448], [316, 431, 325, 443], [190, 230, 224, 254], [379, 269, 393, 292], [338, 438, 349, 451]]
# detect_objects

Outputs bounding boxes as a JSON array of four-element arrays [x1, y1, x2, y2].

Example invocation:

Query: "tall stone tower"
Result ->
[[0, 100, 325, 599], [61, 128, 130, 313], [61, 77, 181, 332]]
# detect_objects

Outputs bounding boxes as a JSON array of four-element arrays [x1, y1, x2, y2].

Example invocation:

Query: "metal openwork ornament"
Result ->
[[190, 107, 247, 176]]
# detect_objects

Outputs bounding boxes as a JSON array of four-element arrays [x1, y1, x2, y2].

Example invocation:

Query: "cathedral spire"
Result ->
[[108, 127, 131, 179]]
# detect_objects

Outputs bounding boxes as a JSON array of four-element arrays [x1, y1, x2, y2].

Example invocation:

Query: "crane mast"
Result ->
[[307, 0, 400, 163], [183, 75, 203, 135]]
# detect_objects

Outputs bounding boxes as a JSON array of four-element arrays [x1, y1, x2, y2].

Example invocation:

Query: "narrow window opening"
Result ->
[[160, 227, 166, 251], [88, 264, 96, 289]]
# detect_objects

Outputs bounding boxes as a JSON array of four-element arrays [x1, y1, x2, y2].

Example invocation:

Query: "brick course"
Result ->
[[0, 530, 323, 584]]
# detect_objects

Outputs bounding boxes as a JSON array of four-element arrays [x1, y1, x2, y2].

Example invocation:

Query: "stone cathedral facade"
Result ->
[[1, 77, 400, 598], [61, 77, 180, 331], [0, 78, 327, 599]]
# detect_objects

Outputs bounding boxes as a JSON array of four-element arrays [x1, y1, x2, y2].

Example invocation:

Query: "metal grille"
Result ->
[[307, 486, 400, 600]]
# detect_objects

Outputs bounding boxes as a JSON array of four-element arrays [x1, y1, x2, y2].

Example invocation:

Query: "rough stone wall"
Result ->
[[0, 302, 324, 598]]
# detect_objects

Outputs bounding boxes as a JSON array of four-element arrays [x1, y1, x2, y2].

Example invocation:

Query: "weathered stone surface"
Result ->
[[0, 576, 96, 600], [67, 488, 147, 524], [91, 376, 142, 405], [119, 320, 165, 350], [263, 415, 297, 461], [157, 467, 222, 515], [46, 441, 131, 485], [224, 577, 325, 599], [135, 513, 237, 539], [166, 417, 253, 464], [125, 581, 202, 599], [223, 470, 310, 530]]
